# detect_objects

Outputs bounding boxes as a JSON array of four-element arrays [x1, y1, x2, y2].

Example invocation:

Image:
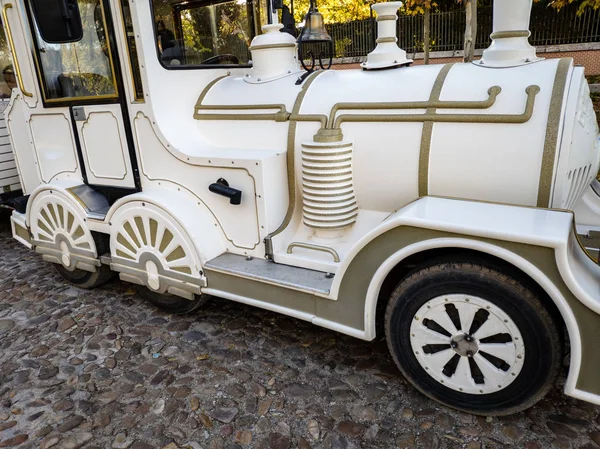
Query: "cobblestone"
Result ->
[[1, 214, 600, 447]]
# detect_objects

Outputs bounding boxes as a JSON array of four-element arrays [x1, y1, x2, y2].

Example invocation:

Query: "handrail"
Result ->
[[2, 4, 33, 98], [287, 242, 340, 263]]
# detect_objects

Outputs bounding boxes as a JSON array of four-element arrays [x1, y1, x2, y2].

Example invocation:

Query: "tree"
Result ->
[[290, 0, 375, 24], [538, 0, 600, 14], [461, 0, 477, 62], [405, 0, 477, 63], [403, 1, 436, 64]]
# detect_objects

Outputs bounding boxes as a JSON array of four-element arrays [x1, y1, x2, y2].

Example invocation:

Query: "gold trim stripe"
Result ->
[[376, 37, 397, 44], [2, 4, 33, 97], [537, 58, 572, 207], [376, 15, 397, 21], [249, 43, 296, 51], [268, 72, 325, 240], [419, 64, 454, 197], [490, 30, 530, 39]]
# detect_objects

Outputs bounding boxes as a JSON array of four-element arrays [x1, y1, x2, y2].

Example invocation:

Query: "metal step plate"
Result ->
[[204, 253, 333, 295]]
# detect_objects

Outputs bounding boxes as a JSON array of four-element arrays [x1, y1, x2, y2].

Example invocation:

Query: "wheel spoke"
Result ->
[[473, 352, 510, 386], [422, 344, 452, 354], [468, 357, 485, 384], [479, 333, 512, 344], [442, 353, 461, 377], [479, 350, 510, 372], [468, 308, 490, 336], [422, 318, 452, 337], [444, 303, 462, 331]]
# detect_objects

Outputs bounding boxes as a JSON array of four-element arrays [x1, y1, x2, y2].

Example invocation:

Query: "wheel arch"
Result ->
[[105, 188, 226, 265], [364, 237, 581, 396]]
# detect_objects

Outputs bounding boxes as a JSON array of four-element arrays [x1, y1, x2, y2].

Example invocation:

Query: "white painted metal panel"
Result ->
[[0, 99, 22, 196], [29, 112, 79, 182], [6, 95, 41, 193], [75, 104, 135, 188]]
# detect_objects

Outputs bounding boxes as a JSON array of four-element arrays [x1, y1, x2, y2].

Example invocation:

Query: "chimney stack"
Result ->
[[362, 1, 412, 70], [480, 0, 542, 67]]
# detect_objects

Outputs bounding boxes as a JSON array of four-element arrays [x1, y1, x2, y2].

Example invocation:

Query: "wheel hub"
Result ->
[[451, 333, 479, 357], [410, 294, 525, 394]]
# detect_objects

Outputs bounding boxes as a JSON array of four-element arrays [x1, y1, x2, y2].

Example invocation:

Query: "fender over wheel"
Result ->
[[29, 189, 113, 289], [385, 261, 562, 415]]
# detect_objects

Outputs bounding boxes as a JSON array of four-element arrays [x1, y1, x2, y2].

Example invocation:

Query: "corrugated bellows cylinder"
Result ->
[[301, 140, 358, 230]]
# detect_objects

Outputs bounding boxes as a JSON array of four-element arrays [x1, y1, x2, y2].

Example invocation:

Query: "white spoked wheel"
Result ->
[[410, 294, 525, 395], [110, 202, 201, 285], [28, 189, 113, 288], [30, 190, 95, 264], [110, 202, 207, 314], [385, 260, 562, 415]]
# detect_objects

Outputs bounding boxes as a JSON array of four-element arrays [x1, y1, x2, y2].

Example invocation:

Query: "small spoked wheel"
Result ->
[[137, 288, 208, 314], [385, 261, 562, 415], [53, 233, 114, 289]]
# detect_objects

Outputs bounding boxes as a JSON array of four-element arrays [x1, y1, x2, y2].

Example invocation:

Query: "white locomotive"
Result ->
[[3, 0, 600, 414]]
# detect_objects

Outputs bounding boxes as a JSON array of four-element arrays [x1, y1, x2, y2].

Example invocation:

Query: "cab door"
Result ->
[[27, 0, 139, 190]]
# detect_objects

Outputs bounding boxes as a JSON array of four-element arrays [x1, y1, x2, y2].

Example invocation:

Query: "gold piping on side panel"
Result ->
[[2, 4, 33, 97], [268, 71, 325, 240], [194, 75, 230, 111], [327, 86, 501, 128], [194, 79, 292, 122], [537, 58, 572, 207], [419, 63, 454, 197], [334, 86, 538, 128]]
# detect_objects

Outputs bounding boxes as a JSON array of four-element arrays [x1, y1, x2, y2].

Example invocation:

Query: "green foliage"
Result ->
[[535, 0, 600, 14], [289, 0, 379, 24], [335, 37, 352, 57]]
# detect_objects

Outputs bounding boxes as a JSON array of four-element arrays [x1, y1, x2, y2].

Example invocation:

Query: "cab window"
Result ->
[[152, 0, 257, 68], [29, 0, 118, 101]]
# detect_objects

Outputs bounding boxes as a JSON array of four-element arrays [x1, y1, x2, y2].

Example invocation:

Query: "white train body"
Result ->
[[0, 99, 21, 202], [3, 0, 600, 414]]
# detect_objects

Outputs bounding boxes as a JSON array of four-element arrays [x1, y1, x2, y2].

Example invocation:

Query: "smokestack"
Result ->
[[480, 0, 542, 67], [362, 1, 412, 70]]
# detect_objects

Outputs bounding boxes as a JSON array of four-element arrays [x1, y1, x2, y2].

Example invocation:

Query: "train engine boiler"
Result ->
[[4, 0, 600, 415]]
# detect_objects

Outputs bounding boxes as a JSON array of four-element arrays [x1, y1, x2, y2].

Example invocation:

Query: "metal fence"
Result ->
[[326, 4, 600, 58]]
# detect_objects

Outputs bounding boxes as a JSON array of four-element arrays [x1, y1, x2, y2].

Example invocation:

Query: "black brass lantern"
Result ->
[[297, 0, 334, 72]]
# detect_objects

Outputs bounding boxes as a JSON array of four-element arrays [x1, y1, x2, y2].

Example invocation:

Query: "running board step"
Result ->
[[67, 185, 110, 221], [204, 253, 333, 295]]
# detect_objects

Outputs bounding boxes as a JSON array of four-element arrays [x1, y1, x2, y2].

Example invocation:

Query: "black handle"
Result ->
[[209, 178, 242, 205]]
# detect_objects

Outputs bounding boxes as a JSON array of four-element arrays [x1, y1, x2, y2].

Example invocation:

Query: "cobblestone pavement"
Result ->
[[1, 214, 600, 449]]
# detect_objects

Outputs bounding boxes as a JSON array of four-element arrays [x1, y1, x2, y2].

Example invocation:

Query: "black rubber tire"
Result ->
[[385, 261, 562, 416], [137, 288, 208, 314], [53, 233, 114, 289]]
